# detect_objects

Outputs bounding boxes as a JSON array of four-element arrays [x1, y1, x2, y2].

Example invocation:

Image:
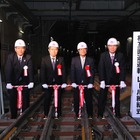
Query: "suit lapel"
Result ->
[[84, 57, 88, 68], [78, 56, 82, 69], [55, 57, 59, 67], [106, 52, 112, 65], [13, 54, 23, 80], [14, 54, 21, 69], [20, 56, 25, 67], [114, 53, 118, 63], [48, 56, 54, 70]]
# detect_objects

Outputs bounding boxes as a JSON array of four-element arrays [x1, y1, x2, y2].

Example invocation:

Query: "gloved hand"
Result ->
[[6, 83, 13, 89], [120, 81, 126, 89], [61, 83, 67, 88], [87, 84, 93, 89], [42, 84, 48, 88], [100, 81, 105, 89], [71, 83, 77, 88], [28, 82, 34, 89]]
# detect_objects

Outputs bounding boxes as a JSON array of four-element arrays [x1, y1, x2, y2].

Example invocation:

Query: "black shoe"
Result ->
[[88, 116, 92, 119], [97, 115, 105, 120], [77, 116, 81, 120], [102, 116, 106, 120], [43, 116, 48, 120], [97, 115, 103, 118]]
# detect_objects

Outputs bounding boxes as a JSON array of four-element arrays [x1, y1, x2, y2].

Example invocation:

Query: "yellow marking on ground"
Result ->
[[89, 127, 93, 140], [82, 127, 85, 140], [3, 127, 17, 140]]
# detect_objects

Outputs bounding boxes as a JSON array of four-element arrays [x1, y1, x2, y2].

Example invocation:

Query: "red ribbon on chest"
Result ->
[[57, 64, 62, 76], [85, 65, 92, 77]]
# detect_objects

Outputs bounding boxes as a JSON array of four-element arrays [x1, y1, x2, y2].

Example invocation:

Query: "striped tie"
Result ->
[[19, 57, 22, 65], [81, 58, 85, 69], [52, 58, 55, 70], [111, 55, 114, 64]]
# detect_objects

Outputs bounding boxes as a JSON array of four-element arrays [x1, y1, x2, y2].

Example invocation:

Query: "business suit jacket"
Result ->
[[98, 51, 125, 85], [41, 55, 66, 84], [40, 55, 66, 117], [71, 56, 94, 85], [5, 53, 33, 85], [5, 52, 33, 118], [98, 51, 126, 117], [71, 56, 94, 117]]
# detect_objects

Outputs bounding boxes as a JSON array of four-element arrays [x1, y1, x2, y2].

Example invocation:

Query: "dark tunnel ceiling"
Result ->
[[23, 0, 140, 49], [24, 0, 140, 25], [1, 0, 140, 50]]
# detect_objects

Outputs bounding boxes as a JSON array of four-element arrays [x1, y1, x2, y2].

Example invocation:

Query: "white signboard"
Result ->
[[130, 31, 140, 118]]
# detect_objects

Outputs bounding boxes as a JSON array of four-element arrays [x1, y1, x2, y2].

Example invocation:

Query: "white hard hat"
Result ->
[[77, 42, 87, 50], [15, 39, 26, 47], [107, 38, 118, 46], [48, 41, 59, 48]]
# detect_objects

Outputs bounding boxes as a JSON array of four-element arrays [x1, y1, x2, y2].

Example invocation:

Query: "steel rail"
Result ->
[[91, 88, 105, 139], [93, 88, 135, 140], [81, 103, 93, 140], [106, 107, 136, 140], [40, 104, 54, 140], [0, 93, 45, 139], [91, 126, 103, 140]]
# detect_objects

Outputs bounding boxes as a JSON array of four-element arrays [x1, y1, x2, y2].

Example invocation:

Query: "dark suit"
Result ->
[[98, 51, 125, 117], [5, 53, 33, 118], [41, 56, 66, 117], [71, 56, 94, 117]]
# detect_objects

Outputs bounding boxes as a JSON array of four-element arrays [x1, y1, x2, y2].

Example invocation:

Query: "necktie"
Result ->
[[81, 58, 85, 69], [19, 57, 22, 65], [111, 55, 114, 64], [52, 58, 55, 70]]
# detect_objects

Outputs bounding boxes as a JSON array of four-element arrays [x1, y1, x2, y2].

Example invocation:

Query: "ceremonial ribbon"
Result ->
[[78, 85, 84, 107], [57, 64, 62, 76], [17, 86, 23, 109], [110, 85, 116, 114], [23, 66, 28, 76], [85, 65, 92, 77], [114, 62, 120, 74], [53, 85, 59, 108]]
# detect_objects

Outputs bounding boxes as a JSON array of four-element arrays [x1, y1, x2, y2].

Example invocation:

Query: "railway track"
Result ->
[[0, 78, 140, 140], [0, 86, 93, 140]]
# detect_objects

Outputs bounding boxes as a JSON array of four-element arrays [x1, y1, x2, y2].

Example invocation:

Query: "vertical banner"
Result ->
[[130, 31, 140, 118]]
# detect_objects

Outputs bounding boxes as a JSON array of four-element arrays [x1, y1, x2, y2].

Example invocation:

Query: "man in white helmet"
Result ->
[[5, 39, 34, 119], [41, 41, 67, 119], [98, 37, 126, 119], [71, 42, 94, 119]]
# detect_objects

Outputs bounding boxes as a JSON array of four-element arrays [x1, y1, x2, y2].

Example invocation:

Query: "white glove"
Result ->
[[87, 84, 93, 89], [71, 83, 77, 88], [100, 81, 105, 89], [61, 83, 67, 88], [6, 83, 13, 89], [120, 81, 126, 89], [28, 82, 34, 89], [42, 84, 48, 88]]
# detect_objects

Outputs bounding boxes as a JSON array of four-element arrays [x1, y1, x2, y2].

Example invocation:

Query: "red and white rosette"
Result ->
[[114, 62, 120, 73], [17, 86, 23, 109], [57, 64, 62, 76], [53, 85, 59, 108], [78, 85, 84, 107], [23, 65, 28, 76], [110, 85, 116, 114], [85, 65, 92, 77]]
